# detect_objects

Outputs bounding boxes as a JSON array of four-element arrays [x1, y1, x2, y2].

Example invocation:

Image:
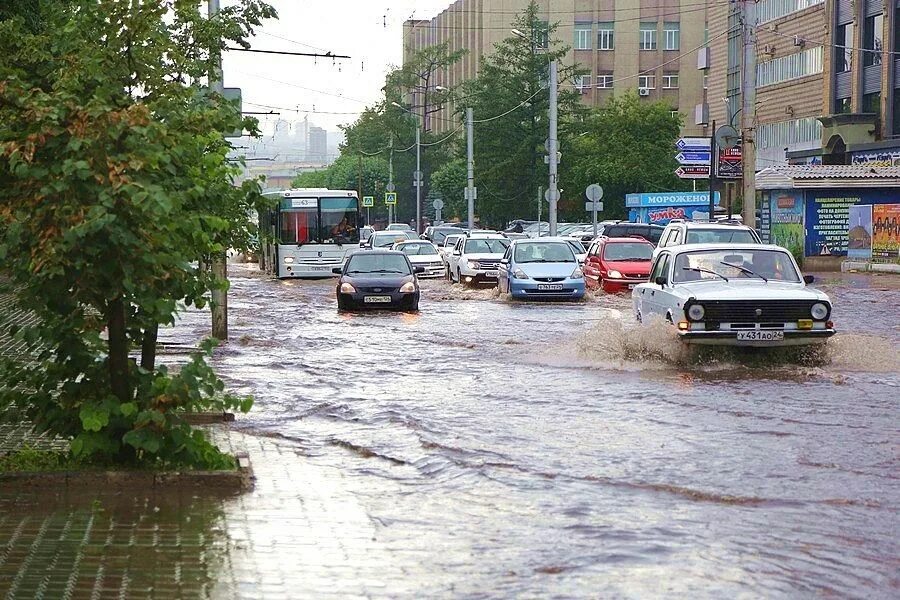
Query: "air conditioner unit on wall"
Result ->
[[639, 87, 650, 96]]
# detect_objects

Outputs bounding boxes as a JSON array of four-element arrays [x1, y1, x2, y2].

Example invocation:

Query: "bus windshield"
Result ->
[[278, 196, 359, 244], [280, 207, 317, 244], [320, 197, 359, 243]]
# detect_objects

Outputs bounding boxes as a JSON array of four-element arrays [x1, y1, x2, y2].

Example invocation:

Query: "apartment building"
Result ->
[[707, 0, 900, 168], [402, 0, 709, 137]]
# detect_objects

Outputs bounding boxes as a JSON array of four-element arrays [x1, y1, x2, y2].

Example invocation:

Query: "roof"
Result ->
[[659, 243, 790, 253], [756, 165, 900, 189], [666, 220, 753, 230]]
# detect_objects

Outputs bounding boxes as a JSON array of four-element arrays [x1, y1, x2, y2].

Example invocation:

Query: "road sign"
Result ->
[[715, 125, 740, 150], [544, 188, 561, 203], [676, 151, 711, 165], [384, 192, 397, 205], [432, 198, 444, 210], [675, 165, 711, 179], [362, 196, 374, 207], [386, 182, 396, 192], [676, 137, 711, 152], [716, 146, 743, 179], [585, 201, 604, 212], [585, 184, 604, 202]]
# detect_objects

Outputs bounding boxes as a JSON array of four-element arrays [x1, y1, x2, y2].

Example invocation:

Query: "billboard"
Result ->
[[847, 205, 873, 260], [873, 204, 900, 261], [805, 194, 860, 256], [770, 192, 804, 262]]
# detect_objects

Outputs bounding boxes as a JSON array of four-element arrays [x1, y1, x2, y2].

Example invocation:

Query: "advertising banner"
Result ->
[[873, 204, 900, 261], [770, 192, 804, 261], [847, 205, 873, 260], [759, 192, 772, 243], [805, 194, 860, 256]]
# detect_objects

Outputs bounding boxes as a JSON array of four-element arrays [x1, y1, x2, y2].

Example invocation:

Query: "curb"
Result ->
[[0, 451, 254, 492], [841, 260, 900, 274]]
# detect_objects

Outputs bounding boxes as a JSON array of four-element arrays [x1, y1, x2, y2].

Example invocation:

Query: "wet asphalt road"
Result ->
[[162, 265, 900, 597]]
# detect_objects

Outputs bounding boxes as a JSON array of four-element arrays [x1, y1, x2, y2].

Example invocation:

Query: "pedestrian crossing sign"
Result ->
[[385, 192, 397, 205], [362, 196, 374, 207]]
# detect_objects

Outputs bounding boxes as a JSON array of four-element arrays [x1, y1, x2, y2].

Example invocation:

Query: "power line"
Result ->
[[231, 70, 371, 104], [762, 26, 900, 58], [243, 100, 363, 115], [256, 30, 330, 53], [226, 47, 351, 59]]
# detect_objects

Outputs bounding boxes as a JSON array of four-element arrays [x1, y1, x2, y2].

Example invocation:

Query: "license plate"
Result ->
[[736, 330, 784, 342], [363, 295, 392, 303], [485, 270, 499, 277], [537, 284, 564, 291], [310, 266, 329, 271]]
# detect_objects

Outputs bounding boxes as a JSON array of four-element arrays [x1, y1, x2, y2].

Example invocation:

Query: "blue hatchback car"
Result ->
[[497, 238, 586, 300]]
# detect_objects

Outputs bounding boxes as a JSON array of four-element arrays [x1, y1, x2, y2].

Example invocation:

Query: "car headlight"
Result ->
[[283, 256, 294, 264], [810, 302, 828, 320], [513, 269, 529, 280], [686, 303, 705, 321], [571, 267, 583, 279], [339, 282, 356, 294], [607, 269, 622, 279], [400, 281, 416, 293], [467, 260, 480, 269]]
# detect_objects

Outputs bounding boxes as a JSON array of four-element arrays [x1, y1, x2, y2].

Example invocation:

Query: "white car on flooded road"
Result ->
[[633, 244, 836, 347], [392, 240, 444, 278]]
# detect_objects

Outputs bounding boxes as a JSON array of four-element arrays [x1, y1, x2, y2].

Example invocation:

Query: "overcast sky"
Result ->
[[222, 0, 452, 134]]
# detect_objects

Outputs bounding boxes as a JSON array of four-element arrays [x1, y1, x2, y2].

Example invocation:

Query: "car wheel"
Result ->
[[636, 310, 642, 324], [445, 265, 451, 281]]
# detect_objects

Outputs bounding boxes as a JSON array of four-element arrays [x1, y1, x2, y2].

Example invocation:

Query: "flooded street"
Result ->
[[151, 264, 900, 596]]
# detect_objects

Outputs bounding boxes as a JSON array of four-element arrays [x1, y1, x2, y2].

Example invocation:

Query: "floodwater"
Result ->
[[166, 266, 899, 596]]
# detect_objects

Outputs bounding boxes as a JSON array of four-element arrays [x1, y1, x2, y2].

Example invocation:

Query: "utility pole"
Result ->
[[548, 60, 560, 237], [709, 119, 717, 221], [208, 0, 227, 341], [357, 153, 363, 221], [537, 185, 543, 231], [415, 122, 422, 233], [740, 0, 757, 228], [388, 136, 394, 223], [466, 107, 475, 230]]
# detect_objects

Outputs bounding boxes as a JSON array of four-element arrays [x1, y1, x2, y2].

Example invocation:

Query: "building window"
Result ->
[[597, 23, 614, 50], [640, 23, 657, 51], [596, 73, 613, 89], [662, 73, 679, 89], [834, 97, 852, 114], [863, 92, 881, 114], [574, 75, 589, 91], [893, 90, 900, 136], [758, 0, 824, 25], [574, 23, 592, 50], [863, 14, 883, 67], [835, 23, 853, 73], [756, 46, 823, 87], [638, 74, 656, 89], [663, 23, 680, 51], [757, 117, 823, 149]]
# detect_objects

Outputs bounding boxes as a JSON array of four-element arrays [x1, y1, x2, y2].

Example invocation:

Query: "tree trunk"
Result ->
[[140, 322, 158, 372], [107, 296, 131, 402]]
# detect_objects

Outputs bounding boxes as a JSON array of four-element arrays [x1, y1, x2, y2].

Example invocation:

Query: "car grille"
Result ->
[[476, 259, 500, 269], [700, 300, 820, 323], [533, 277, 566, 282], [623, 272, 648, 280], [357, 286, 398, 293]]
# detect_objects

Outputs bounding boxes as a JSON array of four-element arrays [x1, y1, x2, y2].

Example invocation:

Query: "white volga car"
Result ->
[[633, 244, 836, 346], [392, 240, 444, 278]]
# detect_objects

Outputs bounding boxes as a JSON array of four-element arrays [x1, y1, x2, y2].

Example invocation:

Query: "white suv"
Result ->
[[447, 234, 511, 285], [654, 220, 761, 259]]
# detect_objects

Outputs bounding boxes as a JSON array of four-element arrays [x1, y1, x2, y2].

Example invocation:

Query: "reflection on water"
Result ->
[[152, 265, 900, 596]]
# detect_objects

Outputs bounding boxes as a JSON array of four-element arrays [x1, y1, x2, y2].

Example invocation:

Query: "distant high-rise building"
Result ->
[[308, 126, 328, 163]]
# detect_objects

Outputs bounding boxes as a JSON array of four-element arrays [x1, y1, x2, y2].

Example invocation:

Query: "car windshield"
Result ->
[[431, 228, 460, 243], [672, 249, 800, 283], [566, 240, 585, 255], [372, 232, 413, 247], [386, 224, 411, 231], [464, 239, 509, 254], [397, 242, 438, 256], [444, 236, 463, 248], [514, 242, 576, 263], [686, 229, 758, 244], [603, 242, 653, 261], [346, 253, 411, 274]]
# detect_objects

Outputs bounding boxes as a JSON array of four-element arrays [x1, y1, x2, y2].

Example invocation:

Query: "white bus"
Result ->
[[260, 188, 361, 278]]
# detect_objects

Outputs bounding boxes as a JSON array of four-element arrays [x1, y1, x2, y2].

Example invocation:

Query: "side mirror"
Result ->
[[332, 267, 343, 275], [414, 266, 425, 274], [453, 250, 461, 256], [654, 276, 667, 286], [803, 274, 815, 284]]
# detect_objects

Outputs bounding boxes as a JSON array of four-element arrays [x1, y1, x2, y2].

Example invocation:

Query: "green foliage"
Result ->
[[0, 0, 273, 468], [429, 159, 467, 221], [291, 169, 327, 188], [563, 92, 689, 219], [0, 446, 86, 472], [458, 1, 587, 226]]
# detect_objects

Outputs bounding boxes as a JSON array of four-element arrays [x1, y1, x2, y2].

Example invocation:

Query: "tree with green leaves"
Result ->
[[563, 92, 688, 220], [457, 1, 586, 226], [0, 0, 275, 468], [429, 158, 467, 222]]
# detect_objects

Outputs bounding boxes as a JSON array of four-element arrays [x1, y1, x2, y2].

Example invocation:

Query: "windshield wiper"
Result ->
[[682, 267, 728, 282], [367, 269, 405, 273], [720, 261, 767, 282]]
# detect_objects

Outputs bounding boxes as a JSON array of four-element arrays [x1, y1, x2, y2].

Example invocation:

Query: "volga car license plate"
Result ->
[[363, 295, 392, 303], [737, 330, 784, 342], [537, 284, 564, 291]]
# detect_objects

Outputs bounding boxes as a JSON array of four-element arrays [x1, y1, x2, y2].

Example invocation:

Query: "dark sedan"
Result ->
[[333, 251, 423, 311]]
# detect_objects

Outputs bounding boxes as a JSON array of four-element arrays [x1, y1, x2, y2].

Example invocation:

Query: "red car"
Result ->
[[583, 237, 655, 293]]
